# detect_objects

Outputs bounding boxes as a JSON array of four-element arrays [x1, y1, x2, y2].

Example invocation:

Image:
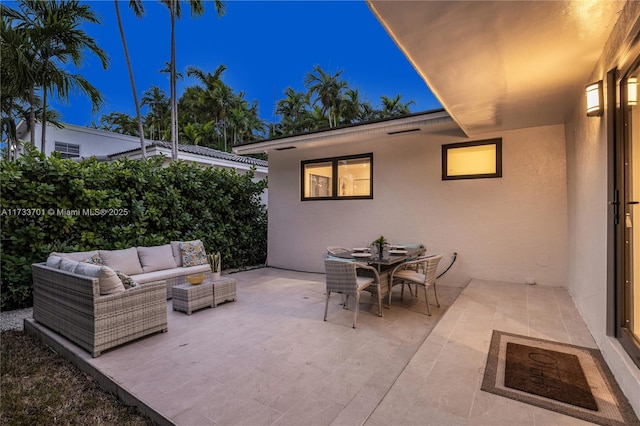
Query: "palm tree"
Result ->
[[184, 64, 227, 127], [340, 88, 362, 125], [114, 0, 146, 159], [159, 0, 226, 161], [95, 111, 138, 135], [357, 102, 380, 122], [304, 65, 346, 128], [380, 94, 415, 117], [3, 0, 109, 153], [1, 18, 35, 158], [141, 85, 170, 141], [277, 87, 312, 134], [180, 122, 203, 145]]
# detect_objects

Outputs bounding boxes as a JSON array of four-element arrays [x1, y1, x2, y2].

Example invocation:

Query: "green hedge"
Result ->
[[0, 146, 268, 310]]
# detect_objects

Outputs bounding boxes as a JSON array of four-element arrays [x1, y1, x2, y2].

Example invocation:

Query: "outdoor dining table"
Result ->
[[332, 247, 426, 302]]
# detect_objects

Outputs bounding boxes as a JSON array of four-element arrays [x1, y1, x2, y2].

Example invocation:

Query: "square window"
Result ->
[[338, 157, 371, 197], [442, 139, 502, 180], [302, 154, 373, 200]]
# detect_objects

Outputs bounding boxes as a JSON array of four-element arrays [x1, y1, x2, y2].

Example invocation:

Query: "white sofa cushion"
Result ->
[[51, 250, 100, 262], [74, 262, 126, 295], [46, 255, 63, 269], [179, 240, 208, 267], [137, 244, 177, 273], [60, 258, 79, 273], [170, 241, 184, 266], [99, 248, 143, 275], [131, 264, 211, 284]]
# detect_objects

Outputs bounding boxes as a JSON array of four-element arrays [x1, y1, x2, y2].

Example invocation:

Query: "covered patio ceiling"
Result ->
[[368, 0, 625, 136]]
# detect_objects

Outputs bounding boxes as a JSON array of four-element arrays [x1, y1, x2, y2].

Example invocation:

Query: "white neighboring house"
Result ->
[[15, 121, 268, 204]]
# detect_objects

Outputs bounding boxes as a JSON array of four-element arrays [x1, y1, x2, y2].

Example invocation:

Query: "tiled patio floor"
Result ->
[[26, 268, 602, 425]]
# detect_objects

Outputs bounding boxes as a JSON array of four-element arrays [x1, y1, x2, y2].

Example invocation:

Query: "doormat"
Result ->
[[504, 342, 597, 410], [481, 331, 640, 426]]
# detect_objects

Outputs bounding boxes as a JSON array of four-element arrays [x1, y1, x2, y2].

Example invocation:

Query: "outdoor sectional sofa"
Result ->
[[32, 241, 212, 357]]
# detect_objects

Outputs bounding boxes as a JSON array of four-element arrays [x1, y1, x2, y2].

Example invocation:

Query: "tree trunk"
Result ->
[[115, 0, 146, 160], [40, 84, 47, 153], [29, 87, 36, 147], [170, 0, 178, 162]]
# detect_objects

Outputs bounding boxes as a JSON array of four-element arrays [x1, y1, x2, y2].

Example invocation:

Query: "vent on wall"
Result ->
[[387, 128, 421, 135], [275, 146, 297, 151]]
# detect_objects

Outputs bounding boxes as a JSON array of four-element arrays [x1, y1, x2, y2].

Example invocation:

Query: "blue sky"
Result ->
[[48, 0, 441, 127]]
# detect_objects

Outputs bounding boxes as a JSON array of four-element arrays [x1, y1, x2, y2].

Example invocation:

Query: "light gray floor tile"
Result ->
[[30, 269, 609, 425]]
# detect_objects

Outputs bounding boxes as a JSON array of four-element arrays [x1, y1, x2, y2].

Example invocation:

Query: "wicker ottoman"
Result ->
[[213, 277, 236, 307], [172, 281, 214, 314]]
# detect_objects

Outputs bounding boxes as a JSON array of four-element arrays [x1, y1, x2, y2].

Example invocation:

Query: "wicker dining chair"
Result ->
[[326, 246, 351, 256], [324, 259, 382, 328], [388, 254, 443, 315]]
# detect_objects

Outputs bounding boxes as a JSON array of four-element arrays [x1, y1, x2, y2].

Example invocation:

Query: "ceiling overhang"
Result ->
[[368, 0, 625, 136], [233, 110, 459, 155]]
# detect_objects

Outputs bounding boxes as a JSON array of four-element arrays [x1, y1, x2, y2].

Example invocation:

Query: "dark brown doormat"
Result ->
[[482, 331, 640, 426], [504, 342, 598, 410]]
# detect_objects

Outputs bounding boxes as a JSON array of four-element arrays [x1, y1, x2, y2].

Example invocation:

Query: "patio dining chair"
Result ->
[[327, 246, 351, 255], [388, 254, 443, 315], [324, 259, 383, 328]]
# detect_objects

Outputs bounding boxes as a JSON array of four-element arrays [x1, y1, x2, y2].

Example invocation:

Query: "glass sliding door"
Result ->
[[615, 62, 640, 367]]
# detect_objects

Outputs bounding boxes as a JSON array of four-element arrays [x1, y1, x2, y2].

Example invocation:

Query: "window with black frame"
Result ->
[[442, 138, 502, 180], [301, 153, 373, 200]]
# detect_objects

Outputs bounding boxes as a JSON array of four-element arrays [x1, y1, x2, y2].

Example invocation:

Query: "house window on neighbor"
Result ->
[[442, 138, 502, 180], [54, 142, 80, 159], [301, 153, 373, 200]]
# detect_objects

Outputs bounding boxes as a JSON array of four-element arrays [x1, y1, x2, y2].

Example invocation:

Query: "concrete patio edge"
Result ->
[[24, 318, 175, 426]]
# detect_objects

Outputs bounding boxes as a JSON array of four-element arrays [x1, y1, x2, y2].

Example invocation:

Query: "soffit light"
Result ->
[[586, 81, 603, 117]]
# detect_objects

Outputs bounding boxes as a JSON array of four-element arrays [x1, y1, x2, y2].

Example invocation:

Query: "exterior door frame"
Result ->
[[609, 57, 640, 369]]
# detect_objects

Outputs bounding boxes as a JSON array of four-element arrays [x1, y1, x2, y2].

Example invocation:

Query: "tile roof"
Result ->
[[111, 141, 268, 167]]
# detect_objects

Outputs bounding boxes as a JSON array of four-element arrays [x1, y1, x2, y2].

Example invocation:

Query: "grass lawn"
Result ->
[[1, 330, 154, 425]]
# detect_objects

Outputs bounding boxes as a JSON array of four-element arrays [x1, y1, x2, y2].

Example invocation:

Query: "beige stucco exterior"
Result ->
[[235, 1, 640, 413], [565, 0, 640, 411], [267, 123, 568, 288]]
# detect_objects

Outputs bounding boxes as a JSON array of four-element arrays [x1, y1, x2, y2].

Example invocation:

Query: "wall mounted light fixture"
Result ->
[[628, 77, 637, 106], [586, 81, 604, 117]]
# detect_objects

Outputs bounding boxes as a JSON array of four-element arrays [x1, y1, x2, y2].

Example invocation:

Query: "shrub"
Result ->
[[0, 147, 267, 309]]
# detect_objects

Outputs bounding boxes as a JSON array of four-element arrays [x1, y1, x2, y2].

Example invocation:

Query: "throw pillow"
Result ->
[[179, 240, 208, 267], [81, 254, 104, 266], [137, 244, 177, 273], [99, 247, 144, 275], [115, 270, 139, 290]]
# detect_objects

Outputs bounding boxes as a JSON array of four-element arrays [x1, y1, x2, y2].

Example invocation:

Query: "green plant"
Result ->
[[207, 252, 221, 272], [0, 147, 267, 309], [373, 235, 387, 247], [372, 235, 388, 258]]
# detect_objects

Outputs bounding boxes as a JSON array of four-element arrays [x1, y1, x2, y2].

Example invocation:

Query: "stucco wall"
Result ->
[[31, 124, 142, 157], [267, 123, 567, 287], [565, 0, 640, 414]]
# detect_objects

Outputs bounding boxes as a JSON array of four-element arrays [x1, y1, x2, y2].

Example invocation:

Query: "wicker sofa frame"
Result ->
[[32, 263, 168, 357]]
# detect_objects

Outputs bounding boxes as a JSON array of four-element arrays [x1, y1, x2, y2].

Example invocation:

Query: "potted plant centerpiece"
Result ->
[[207, 252, 221, 281], [372, 235, 388, 259]]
